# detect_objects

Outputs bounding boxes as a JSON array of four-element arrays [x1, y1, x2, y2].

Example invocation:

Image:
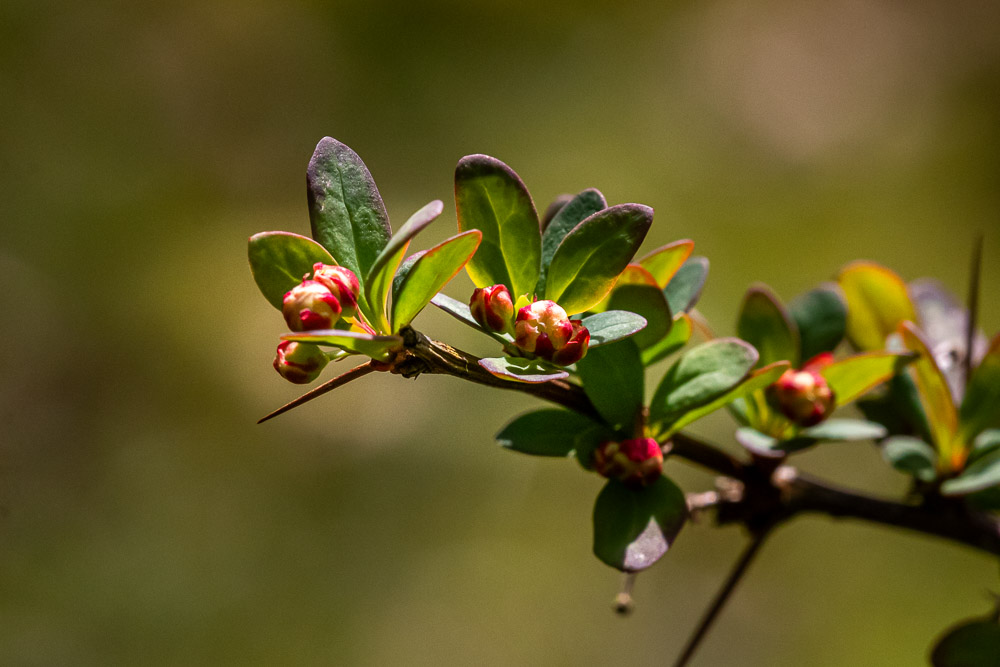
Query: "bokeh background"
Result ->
[[2, 1, 999, 664]]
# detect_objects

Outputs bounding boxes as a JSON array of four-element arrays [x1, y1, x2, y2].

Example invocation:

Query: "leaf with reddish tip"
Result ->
[[789, 283, 848, 360], [838, 261, 916, 351], [248, 231, 335, 309], [391, 230, 482, 331], [899, 322, 960, 465], [365, 200, 443, 331], [638, 240, 695, 289], [281, 329, 402, 361], [819, 351, 915, 408], [959, 333, 1000, 443], [593, 477, 688, 572], [545, 204, 654, 316], [455, 154, 540, 298], [663, 256, 709, 314], [577, 340, 645, 430], [478, 356, 569, 383], [737, 284, 800, 368], [537, 188, 607, 295], [589, 264, 658, 314]]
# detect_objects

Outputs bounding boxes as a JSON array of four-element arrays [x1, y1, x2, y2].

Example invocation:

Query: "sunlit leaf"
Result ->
[[281, 329, 402, 362], [959, 333, 1000, 443], [737, 284, 800, 368], [455, 154, 540, 298], [545, 204, 653, 315], [478, 356, 569, 383], [576, 340, 644, 430], [537, 189, 606, 295], [820, 351, 915, 407], [638, 240, 695, 289], [789, 283, 847, 360], [900, 322, 960, 466], [496, 409, 608, 458], [592, 477, 688, 572], [579, 310, 648, 348], [606, 285, 673, 351], [798, 419, 887, 441], [391, 231, 482, 331], [838, 261, 916, 351], [589, 264, 658, 314], [248, 231, 335, 309], [642, 314, 693, 366], [663, 256, 709, 314], [881, 436, 937, 482]]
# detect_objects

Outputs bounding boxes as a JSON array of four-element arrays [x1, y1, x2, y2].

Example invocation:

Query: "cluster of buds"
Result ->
[[282, 263, 360, 332], [470, 284, 515, 335], [513, 300, 590, 366], [766, 353, 836, 427], [593, 437, 664, 487], [273, 340, 329, 384]]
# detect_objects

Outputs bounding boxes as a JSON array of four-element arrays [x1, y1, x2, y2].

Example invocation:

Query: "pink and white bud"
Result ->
[[593, 438, 664, 487], [470, 284, 515, 335], [513, 300, 590, 365], [312, 263, 360, 320], [766, 353, 836, 427], [273, 340, 329, 384], [282, 280, 342, 331]]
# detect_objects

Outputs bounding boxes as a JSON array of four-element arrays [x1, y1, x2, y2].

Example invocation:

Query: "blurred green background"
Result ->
[[2, 1, 999, 664]]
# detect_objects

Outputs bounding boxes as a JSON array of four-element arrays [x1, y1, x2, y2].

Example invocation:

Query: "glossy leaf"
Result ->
[[660, 362, 790, 437], [638, 240, 695, 289], [798, 419, 887, 441], [737, 285, 800, 368], [959, 333, 1000, 442], [248, 232, 336, 309], [642, 314, 693, 366], [589, 264, 658, 313], [478, 356, 569, 383], [606, 285, 673, 351], [900, 322, 960, 464], [365, 200, 442, 331], [592, 477, 688, 572], [663, 256, 709, 314], [307, 137, 391, 288], [931, 618, 1000, 667], [881, 436, 937, 482], [455, 154, 540, 298], [537, 189, 606, 295], [540, 194, 573, 232], [649, 338, 759, 425], [281, 329, 402, 361], [838, 261, 916, 351], [391, 231, 482, 331], [579, 310, 648, 348], [545, 204, 653, 315], [496, 409, 608, 458], [941, 451, 1000, 496], [576, 340, 644, 430], [820, 351, 915, 407], [789, 283, 848, 360]]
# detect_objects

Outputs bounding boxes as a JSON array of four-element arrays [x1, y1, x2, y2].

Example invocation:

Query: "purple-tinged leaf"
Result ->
[[478, 356, 569, 383], [593, 477, 688, 572]]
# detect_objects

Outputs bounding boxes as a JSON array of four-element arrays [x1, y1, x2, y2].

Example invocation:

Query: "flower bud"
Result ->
[[273, 340, 329, 384], [469, 284, 515, 334], [312, 263, 360, 320], [513, 300, 590, 365], [593, 438, 664, 487], [282, 280, 342, 331], [766, 354, 836, 427]]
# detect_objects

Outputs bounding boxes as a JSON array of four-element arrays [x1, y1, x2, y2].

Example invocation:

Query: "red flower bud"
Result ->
[[514, 300, 590, 365], [593, 438, 664, 487], [469, 284, 515, 334], [766, 355, 836, 427], [312, 263, 360, 320], [273, 340, 329, 384], [282, 280, 342, 331]]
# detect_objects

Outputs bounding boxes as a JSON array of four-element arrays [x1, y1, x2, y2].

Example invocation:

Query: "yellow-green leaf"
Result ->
[[838, 261, 916, 351]]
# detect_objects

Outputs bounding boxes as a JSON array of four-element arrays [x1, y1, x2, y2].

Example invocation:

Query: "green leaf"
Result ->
[[737, 284, 800, 368], [540, 194, 573, 232], [580, 310, 648, 348], [970, 429, 1000, 464], [838, 261, 916, 351], [606, 284, 673, 351], [592, 477, 688, 572], [307, 137, 392, 289], [478, 356, 569, 383], [649, 338, 759, 425], [789, 283, 848, 360], [588, 264, 658, 314], [576, 340, 645, 430], [537, 189, 606, 295], [455, 154, 541, 298], [659, 362, 789, 437], [496, 409, 608, 458], [881, 436, 937, 482], [960, 333, 1000, 443], [663, 256, 709, 314], [734, 427, 816, 457], [390, 231, 482, 331], [798, 419, 887, 441], [365, 200, 442, 332], [638, 240, 694, 289], [248, 232, 336, 310], [545, 204, 653, 315], [820, 351, 915, 407], [941, 451, 1000, 496], [900, 322, 960, 466], [281, 329, 402, 361], [642, 314, 693, 366], [931, 618, 1000, 667], [430, 293, 509, 343]]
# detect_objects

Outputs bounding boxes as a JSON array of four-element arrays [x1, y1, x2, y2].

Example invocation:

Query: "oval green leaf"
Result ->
[[941, 451, 1000, 496], [391, 230, 482, 331], [663, 256, 709, 314], [606, 284, 673, 351], [881, 436, 937, 482], [580, 310, 648, 348], [838, 261, 916, 351], [737, 284, 800, 368], [642, 314, 693, 366], [593, 476, 688, 572], [931, 618, 1000, 667], [789, 283, 848, 361], [798, 418, 887, 442], [576, 340, 645, 430], [537, 188, 607, 295], [248, 231, 336, 310], [496, 409, 608, 458]]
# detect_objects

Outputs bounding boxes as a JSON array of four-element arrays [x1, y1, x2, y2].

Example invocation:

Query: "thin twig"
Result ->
[[257, 361, 378, 423], [672, 530, 770, 667], [964, 233, 983, 389]]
